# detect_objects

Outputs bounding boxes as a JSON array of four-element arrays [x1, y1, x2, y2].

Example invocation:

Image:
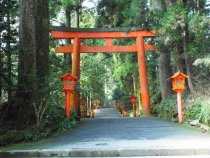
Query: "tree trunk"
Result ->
[[75, 2, 80, 28], [6, 12, 12, 103], [65, 9, 72, 68], [176, 46, 186, 73], [176, 28, 186, 73], [185, 57, 196, 94], [35, 0, 49, 88], [17, 0, 49, 124], [132, 74, 138, 96], [158, 51, 173, 101], [18, 0, 37, 101], [151, 0, 173, 101], [0, 36, 2, 104], [182, 2, 196, 94]]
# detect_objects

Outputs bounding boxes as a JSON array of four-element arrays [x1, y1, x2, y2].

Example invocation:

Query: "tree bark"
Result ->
[[176, 42, 186, 73], [158, 51, 173, 101], [182, 1, 196, 94], [0, 35, 2, 104], [65, 9, 72, 68], [18, 0, 37, 100], [132, 74, 138, 96], [151, 0, 173, 101], [36, 0, 49, 89], [17, 0, 49, 123], [6, 12, 12, 103], [185, 57, 195, 94]]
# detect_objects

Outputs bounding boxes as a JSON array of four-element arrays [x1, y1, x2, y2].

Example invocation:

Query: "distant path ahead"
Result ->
[[94, 106, 120, 118]]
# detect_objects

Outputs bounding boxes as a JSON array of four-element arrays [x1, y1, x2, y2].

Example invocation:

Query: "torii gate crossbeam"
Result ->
[[50, 26, 156, 115]]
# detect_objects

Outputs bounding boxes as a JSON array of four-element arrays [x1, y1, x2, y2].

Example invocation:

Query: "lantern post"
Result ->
[[80, 98, 86, 118], [168, 71, 188, 123], [60, 73, 77, 117], [121, 103, 126, 117], [130, 95, 137, 117]]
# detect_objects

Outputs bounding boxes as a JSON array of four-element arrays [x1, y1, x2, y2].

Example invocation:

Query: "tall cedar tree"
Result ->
[[16, 0, 49, 123]]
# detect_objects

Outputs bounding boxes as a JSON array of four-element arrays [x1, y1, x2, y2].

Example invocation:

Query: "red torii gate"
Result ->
[[50, 26, 156, 115]]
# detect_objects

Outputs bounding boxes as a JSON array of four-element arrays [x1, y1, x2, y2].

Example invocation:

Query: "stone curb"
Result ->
[[188, 119, 210, 132], [1, 148, 210, 157]]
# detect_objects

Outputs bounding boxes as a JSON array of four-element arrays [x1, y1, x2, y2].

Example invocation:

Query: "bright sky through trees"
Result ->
[[82, 0, 98, 8]]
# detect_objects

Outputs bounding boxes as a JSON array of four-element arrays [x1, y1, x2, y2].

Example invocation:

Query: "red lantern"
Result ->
[[80, 98, 86, 118], [60, 73, 77, 117], [168, 71, 188, 92], [121, 103, 126, 117], [61, 73, 77, 92], [130, 95, 137, 117], [130, 95, 137, 104], [168, 71, 188, 123]]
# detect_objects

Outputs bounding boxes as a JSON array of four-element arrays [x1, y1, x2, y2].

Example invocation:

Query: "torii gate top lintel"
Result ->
[[50, 26, 155, 39]]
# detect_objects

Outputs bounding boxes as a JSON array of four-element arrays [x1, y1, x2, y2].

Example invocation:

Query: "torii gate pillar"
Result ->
[[137, 35, 151, 115], [72, 37, 80, 115]]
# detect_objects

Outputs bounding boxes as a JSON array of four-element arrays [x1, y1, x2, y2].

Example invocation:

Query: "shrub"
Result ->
[[58, 111, 78, 131], [187, 101, 202, 120], [157, 95, 177, 120], [198, 98, 210, 125]]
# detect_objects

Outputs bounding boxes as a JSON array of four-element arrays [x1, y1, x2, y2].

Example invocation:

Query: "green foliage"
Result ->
[[24, 125, 51, 142], [193, 58, 210, 70], [155, 1, 210, 60], [158, 95, 176, 111], [112, 80, 132, 109], [159, 4, 187, 33], [150, 92, 161, 114], [189, 14, 209, 39], [80, 52, 109, 102], [146, 51, 159, 95], [0, 0, 19, 103], [80, 8, 96, 28], [188, 101, 202, 120], [127, 0, 151, 29], [192, 57, 210, 89], [112, 82, 125, 100], [24, 132, 39, 142], [188, 98, 210, 126], [49, 0, 84, 24], [112, 53, 138, 95], [24, 106, 77, 142], [199, 98, 210, 125], [156, 95, 177, 119], [96, 0, 125, 27], [58, 112, 77, 131]]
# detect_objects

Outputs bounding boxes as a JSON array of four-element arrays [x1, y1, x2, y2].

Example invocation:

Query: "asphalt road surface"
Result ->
[[1, 106, 210, 157]]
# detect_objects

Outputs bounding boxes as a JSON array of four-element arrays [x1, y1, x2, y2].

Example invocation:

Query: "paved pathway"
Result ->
[[1, 106, 210, 157], [94, 106, 121, 118]]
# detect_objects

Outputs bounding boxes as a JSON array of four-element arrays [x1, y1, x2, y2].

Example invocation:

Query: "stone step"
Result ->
[[1, 148, 210, 157]]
